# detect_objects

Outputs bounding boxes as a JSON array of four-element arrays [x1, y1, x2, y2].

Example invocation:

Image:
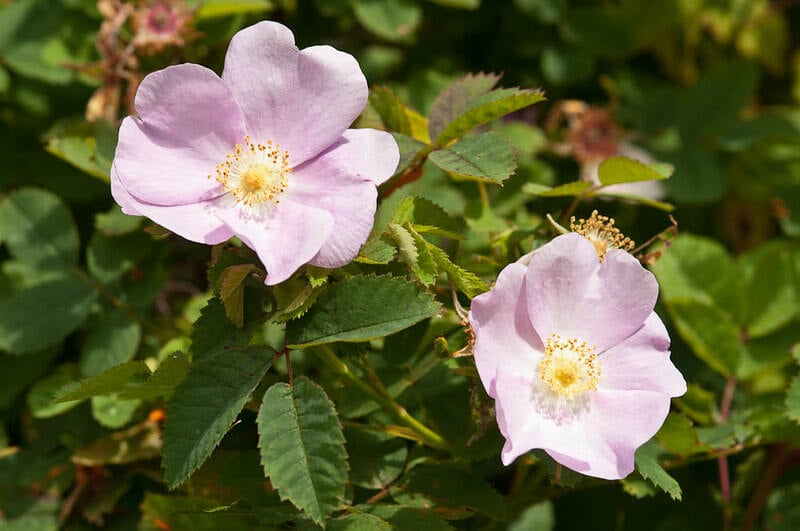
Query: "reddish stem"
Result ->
[[718, 376, 737, 531]]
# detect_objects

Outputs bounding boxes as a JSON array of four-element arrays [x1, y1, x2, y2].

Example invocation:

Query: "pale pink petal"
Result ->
[[114, 64, 247, 205], [494, 368, 617, 474], [469, 262, 543, 398], [213, 198, 334, 285], [221, 21, 367, 166], [111, 167, 233, 244], [525, 233, 656, 352], [287, 129, 399, 268], [600, 313, 686, 396]]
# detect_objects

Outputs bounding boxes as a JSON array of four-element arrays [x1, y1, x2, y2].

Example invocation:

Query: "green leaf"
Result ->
[[162, 346, 273, 488], [392, 196, 461, 239], [195, 0, 273, 19], [0, 188, 79, 271], [329, 513, 392, 530], [353, 0, 421, 42], [190, 296, 265, 360], [414, 229, 488, 298], [345, 427, 407, 489], [428, 72, 500, 141], [140, 494, 261, 531], [655, 413, 708, 457], [0, 273, 96, 354], [217, 264, 258, 328], [508, 501, 555, 531], [743, 244, 798, 338], [522, 180, 592, 197], [57, 361, 151, 402], [91, 395, 140, 429], [426, 0, 480, 8], [86, 231, 152, 284], [434, 87, 545, 146], [597, 156, 669, 186], [429, 132, 516, 184], [363, 505, 453, 531], [273, 277, 328, 323], [369, 86, 412, 135], [72, 421, 162, 466], [26, 363, 81, 418], [667, 299, 744, 377], [356, 236, 397, 265], [391, 464, 506, 519], [257, 376, 348, 525], [80, 310, 141, 377], [0, 348, 59, 409], [786, 376, 800, 425], [285, 275, 441, 348], [95, 205, 141, 236], [664, 148, 727, 204], [652, 234, 739, 309], [634, 442, 682, 500]]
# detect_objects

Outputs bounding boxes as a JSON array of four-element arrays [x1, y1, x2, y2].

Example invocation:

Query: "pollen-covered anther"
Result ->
[[570, 210, 634, 261], [538, 334, 600, 399], [214, 135, 291, 207]]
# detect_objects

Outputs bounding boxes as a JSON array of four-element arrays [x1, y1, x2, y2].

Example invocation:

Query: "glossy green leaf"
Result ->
[[80, 311, 141, 377], [434, 87, 545, 146], [597, 156, 669, 186], [0, 188, 79, 271], [522, 180, 592, 197], [667, 299, 744, 377], [0, 273, 96, 354], [285, 275, 440, 348], [428, 72, 500, 141], [429, 132, 516, 184], [162, 347, 274, 488], [257, 376, 348, 525], [353, 0, 421, 42]]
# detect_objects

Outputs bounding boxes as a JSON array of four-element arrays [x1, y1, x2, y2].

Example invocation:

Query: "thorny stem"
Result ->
[[719, 376, 737, 531], [313, 344, 449, 451]]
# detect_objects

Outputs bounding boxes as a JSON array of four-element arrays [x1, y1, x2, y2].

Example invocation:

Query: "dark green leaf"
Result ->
[[86, 231, 152, 284], [190, 296, 265, 360], [217, 264, 258, 328], [162, 346, 274, 488], [369, 86, 411, 135], [80, 311, 141, 377], [0, 187, 79, 271], [285, 275, 440, 348], [258, 376, 348, 525], [353, 0, 421, 42], [345, 427, 407, 489], [26, 363, 81, 418], [57, 361, 151, 402], [0, 273, 96, 354], [392, 196, 461, 238], [634, 442, 682, 500], [429, 132, 516, 184], [328, 513, 392, 530]]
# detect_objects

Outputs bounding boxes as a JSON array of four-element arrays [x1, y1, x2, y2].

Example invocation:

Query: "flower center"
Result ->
[[570, 210, 634, 261], [532, 334, 601, 424], [213, 136, 290, 208]]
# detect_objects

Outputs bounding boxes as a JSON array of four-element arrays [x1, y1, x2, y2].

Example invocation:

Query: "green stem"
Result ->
[[313, 345, 449, 451]]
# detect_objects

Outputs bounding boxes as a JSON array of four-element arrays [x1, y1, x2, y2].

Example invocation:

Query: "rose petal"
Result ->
[[469, 262, 543, 398], [213, 197, 334, 285], [221, 21, 367, 166], [111, 167, 233, 244], [114, 64, 247, 205], [287, 129, 398, 268], [525, 233, 657, 352], [599, 313, 686, 396]]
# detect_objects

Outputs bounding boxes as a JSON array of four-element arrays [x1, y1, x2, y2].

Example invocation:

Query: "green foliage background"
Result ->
[[2, 0, 800, 529]]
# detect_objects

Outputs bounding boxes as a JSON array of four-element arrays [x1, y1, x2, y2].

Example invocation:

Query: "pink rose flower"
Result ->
[[111, 21, 399, 284], [469, 232, 686, 480]]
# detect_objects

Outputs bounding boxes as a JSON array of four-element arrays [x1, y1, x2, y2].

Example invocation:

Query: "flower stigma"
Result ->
[[533, 334, 601, 424], [570, 210, 634, 261], [213, 135, 290, 210]]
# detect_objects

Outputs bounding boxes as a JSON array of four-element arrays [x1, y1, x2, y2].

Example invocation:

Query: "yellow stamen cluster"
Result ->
[[570, 210, 634, 261], [538, 334, 600, 400], [212, 135, 290, 208]]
